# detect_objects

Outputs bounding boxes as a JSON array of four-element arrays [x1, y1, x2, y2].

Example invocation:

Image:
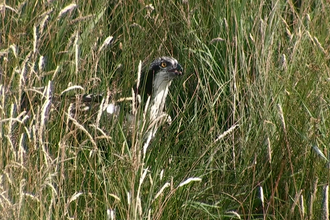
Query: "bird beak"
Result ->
[[169, 63, 183, 76]]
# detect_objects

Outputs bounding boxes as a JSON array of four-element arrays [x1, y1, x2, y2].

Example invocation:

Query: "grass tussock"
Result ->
[[1, 0, 330, 219]]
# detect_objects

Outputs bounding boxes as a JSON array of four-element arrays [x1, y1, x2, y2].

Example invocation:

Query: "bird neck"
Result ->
[[149, 76, 172, 121]]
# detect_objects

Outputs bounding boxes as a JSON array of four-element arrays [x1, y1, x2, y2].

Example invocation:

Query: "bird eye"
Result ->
[[160, 62, 167, 68]]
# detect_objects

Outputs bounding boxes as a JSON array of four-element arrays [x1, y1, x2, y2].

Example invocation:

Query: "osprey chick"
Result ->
[[135, 56, 183, 122], [133, 56, 183, 148], [59, 56, 183, 131]]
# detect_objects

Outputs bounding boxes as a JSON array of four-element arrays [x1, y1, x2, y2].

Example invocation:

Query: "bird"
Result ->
[[135, 56, 183, 120], [81, 56, 184, 148], [79, 56, 183, 119], [20, 56, 183, 140], [135, 56, 183, 144]]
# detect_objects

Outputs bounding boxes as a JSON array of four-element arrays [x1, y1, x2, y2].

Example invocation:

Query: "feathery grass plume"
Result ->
[[322, 185, 329, 220], [67, 113, 97, 150], [66, 103, 74, 133], [74, 32, 79, 75], [0, 112, 28, 124], [38, 55, 45, 72], [127, 192, 131, 206], [309, 178, 318, 218], [69, 192, 83, 204], [159, 169, 164, 181], [135, 168, 149, 217], [259, 185, 264, 209], [154, 182, 170, 200], [0, 85, 3, 138], [136, 60, 142, 90], [305, 13, 311, 30], [31, 124, 37, 151], [8, 103, 15, 138], [214, 124, 239, 142], [5, 135, 16, 160], [33, 25, 38, 54], [38, 81, 53, 167], [99, 36, 114, 53], [225, 211, 241, 219], [89, 124, 112, 142], [40, 81, 53, 129], [18, 133, 26, 164], [313, 36, 327, 55], [0, 3, 18, 13], [18, 52, 32, 110], [131, 61, 144, 119], [60, 85, 84, 95], [312, 145, 328, 161], [23, 193, 40, 203], [290, 189, 303, 216], [39, 10, 51, 34], [63, 192, 83, 217], [109, 194, 120, 202], [266, 137, 272, 164], [9, 44, 18, 58], [178, 177, 202, 188], [95, 96, 105, 128], [18, 179, 26, 219], [51, 66, 61, 81], [44, 174, 58, 197], [300, 195, 305, 218], [280, 54, 287, 71], [209, 37, 225, 44], [143, 129, 153, 157], [47, 190, 55, 220], [57, 3, 77, 19], [136, 196, 142, 217]]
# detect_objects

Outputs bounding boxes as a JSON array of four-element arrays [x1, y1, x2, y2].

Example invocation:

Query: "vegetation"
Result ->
[[1, 0, 330, 219]]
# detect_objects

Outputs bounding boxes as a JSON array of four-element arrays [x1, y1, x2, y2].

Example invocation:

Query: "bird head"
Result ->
[[137, 56, 183, 98], [149, 56, 183, 79]]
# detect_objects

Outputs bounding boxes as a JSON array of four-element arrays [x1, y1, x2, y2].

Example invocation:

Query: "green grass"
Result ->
[[1, 0, 330, 219]]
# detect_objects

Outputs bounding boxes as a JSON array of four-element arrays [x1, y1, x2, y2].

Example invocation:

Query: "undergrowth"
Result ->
[[1, 0, 330, 219]]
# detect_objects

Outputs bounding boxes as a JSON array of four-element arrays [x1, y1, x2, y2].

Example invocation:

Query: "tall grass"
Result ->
[[1, 0, 330, 219]]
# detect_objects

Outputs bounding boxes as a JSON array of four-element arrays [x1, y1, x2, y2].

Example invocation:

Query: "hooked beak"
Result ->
[[169, 63, 183, 76]]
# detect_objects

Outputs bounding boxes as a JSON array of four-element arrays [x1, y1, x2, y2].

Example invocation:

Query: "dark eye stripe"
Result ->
[[149, 57, 179, 72]]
